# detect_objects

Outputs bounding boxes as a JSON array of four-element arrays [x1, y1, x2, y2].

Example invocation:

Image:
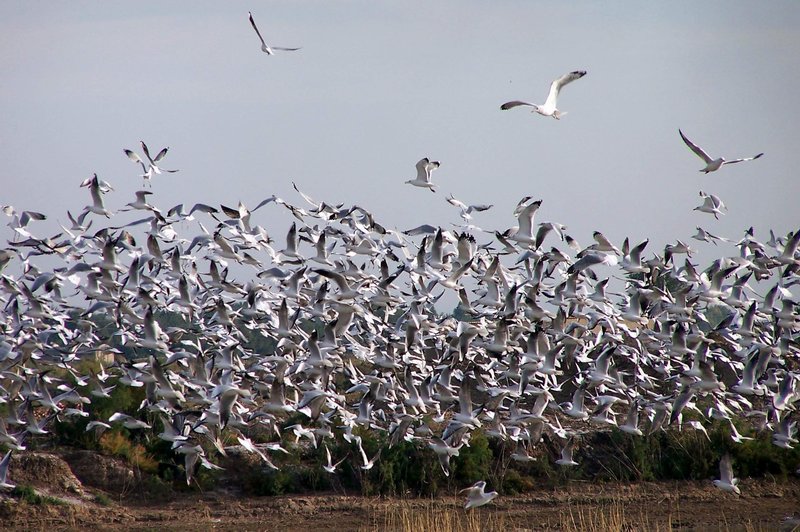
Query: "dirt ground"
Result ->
[[1, 453, 799, 531]]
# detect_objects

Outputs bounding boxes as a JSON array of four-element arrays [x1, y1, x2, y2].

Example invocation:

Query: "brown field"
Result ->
[[1, 452, 799, 531]]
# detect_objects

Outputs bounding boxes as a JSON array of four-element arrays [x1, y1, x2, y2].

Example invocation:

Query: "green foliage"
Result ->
[[244, 467, 297, 496], [376, 440, 444, 496], [94, 492, 113, 506], [452, 431, 492, 485], [11, 485, 65, 506]]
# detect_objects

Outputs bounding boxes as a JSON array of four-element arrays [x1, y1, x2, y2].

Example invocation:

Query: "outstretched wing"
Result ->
[[678, 129, 713, 164], [543, 70, 586, 109], [500, 100, 537, 111], [723, 152, 764, 165], [248, 12, 267, 48]]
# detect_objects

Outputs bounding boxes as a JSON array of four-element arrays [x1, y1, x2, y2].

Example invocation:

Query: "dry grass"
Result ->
[[98, 431, 159, 473], [363, 497, 783, 532], [365, 500, 506, 532], [559, 501, 666, 532]]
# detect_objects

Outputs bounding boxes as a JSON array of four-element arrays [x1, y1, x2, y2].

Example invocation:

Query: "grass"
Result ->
[[11, 485, 66, 506], [366, 500, 506, 532], [362, 495, 785, 532]]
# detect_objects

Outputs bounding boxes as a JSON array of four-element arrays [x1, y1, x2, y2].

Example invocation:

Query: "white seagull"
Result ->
[[460, 480, 498, 509], [694, 190, 727, 219], [0, 450, 15, 490], [501, 70, 587, 119], [713, 453, 741, 494], [248, 12, 301, 55], [405, 157, 440, 192], [679, 130, 763, 174]]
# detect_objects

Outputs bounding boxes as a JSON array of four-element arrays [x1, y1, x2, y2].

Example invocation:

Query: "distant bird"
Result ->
[[460, 480, 498, 509], [555, 436, 579, 466], [694, 190, 727, 219], [406, 157, 440, 192], [713, 453, 741, 494], [80, 173, 113, 218], [248, 12, 301, 55], [501, 70, 587, 119], [0, 450, 15, 490], [679, 130, 763, 173], [322, 445, 347, 474], [125, 142, 178, 186]]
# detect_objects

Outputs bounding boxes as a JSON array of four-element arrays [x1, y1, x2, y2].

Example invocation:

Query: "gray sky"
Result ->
[[2, 1, 799, 265]]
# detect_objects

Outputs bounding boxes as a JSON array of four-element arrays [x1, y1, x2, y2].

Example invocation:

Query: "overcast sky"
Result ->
[[2, 1, 799, 269]]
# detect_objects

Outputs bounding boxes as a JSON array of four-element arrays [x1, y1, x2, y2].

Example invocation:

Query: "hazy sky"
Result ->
[[2, 2, 799, 264]]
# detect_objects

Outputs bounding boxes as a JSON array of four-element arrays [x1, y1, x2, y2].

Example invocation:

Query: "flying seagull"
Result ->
[[713, 453, 741, 494], [679, 129, 763, 173], [501, 70, 587, 119], [405, 157, 440, 192], [460, 480, 498, 509], [248, 12, 301, 55]]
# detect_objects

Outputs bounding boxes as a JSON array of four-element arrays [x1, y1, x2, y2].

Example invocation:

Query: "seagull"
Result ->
[[322, 445, 348, 474], [80, 173, 113, 218], [140, 141, 179, 177], [405, 157, 440, 192], [679, 130, 763, 174], [713, 453, 741, 494], [694, 191, 727, 219], [501, 70, 587, 119], [0, 450, 15, 490], [555, 436, 579, 466], [248, 12, 301, 55], [460, 480, 498, 509]]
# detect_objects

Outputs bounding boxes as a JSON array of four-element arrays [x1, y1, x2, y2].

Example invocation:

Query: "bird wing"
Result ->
[[140, 141, 156, 165], [272, 46, 302, 51], [678, 130, 713, 163], [248, 12, 268, 47], [500, 100, 537, 111], [153, 147, 169, 162], [124, 149, 142, 164], [723, 152, 764, 165], [415, 158, 430, 182], [543, 70, 586, 109], [516, 201, 541, 239]]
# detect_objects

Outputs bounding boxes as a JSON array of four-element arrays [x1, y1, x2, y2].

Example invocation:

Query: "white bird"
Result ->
[[713, 453, 741, 494], [679, 130, 763, 173], [501, 70, 587, 119], [140, 141, 179, 177], [694, 191, 727, 219], [322, 445, 347, 474], [555, 436, 579, 466], [460, 480, 498, 509], [80, 174, 113, 218], [405, 157, 440, 192], [248, 12, 301, 55], [0, 450, 15, 490]]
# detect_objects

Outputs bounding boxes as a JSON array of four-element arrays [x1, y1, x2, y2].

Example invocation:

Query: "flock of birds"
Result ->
[[0, 12, 795, 514]]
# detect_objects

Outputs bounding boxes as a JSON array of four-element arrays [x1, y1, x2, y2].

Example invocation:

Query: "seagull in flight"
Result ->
[[460, 480, 498, 509], [713, 453, 741, 494], [248, 12, 301, 55], [501, 70, 587, 119], [679, 130, 763, 173], [405, 157, 440, 192]]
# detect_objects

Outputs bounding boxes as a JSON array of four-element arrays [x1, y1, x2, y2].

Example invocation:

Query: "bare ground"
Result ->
[[2, 452, 799, 531]]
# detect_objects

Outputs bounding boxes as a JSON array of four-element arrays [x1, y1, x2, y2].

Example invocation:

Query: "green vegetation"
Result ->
[[11, 485, 66, 506]]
